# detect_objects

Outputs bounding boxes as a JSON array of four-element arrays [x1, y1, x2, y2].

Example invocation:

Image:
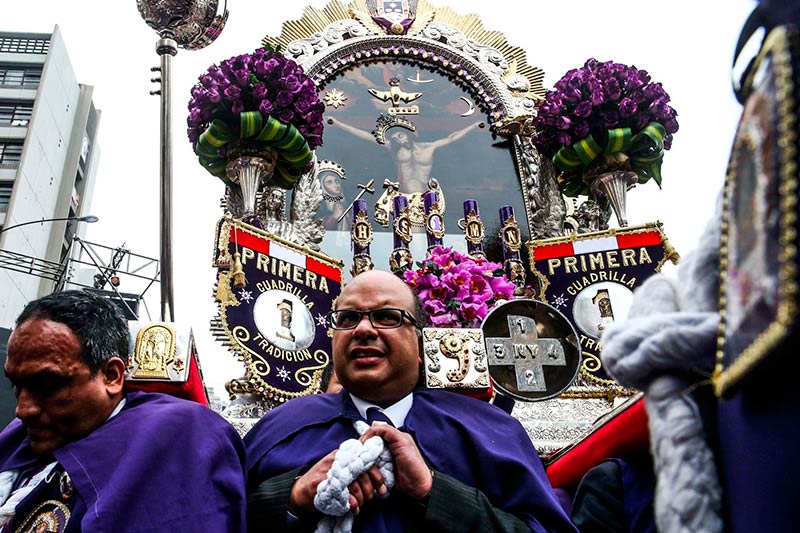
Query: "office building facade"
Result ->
[[0, 26, 100, 329]]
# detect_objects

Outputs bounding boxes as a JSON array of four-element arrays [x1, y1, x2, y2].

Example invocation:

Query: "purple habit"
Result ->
[[245, 388, 576, 532], [0, 391, 247, 533]]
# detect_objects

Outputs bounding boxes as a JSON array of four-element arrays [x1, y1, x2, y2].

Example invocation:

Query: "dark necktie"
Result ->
[[366, 406, 394, 426]]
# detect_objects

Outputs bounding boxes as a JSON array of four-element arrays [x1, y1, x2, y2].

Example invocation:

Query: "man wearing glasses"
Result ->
[[245, 270, 576, 532]]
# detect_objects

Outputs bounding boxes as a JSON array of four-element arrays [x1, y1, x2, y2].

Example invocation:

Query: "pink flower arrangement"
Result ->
[[403, 246, 516, 328]]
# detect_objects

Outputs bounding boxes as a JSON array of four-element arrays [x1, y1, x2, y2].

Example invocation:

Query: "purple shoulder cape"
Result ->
[[0, 391, 247, 533], [245, 388, 574, 532]]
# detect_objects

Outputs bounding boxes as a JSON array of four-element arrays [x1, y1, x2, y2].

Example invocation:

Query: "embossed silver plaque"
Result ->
[[422, 327, 489, 391]]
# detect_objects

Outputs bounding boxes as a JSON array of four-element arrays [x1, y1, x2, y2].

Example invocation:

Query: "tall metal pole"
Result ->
[[156, 38, 177, 322], [138, 0, 228, 322]]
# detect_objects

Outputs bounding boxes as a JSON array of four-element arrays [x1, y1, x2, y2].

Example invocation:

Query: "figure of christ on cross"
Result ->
[[329, 117, 483, 194]]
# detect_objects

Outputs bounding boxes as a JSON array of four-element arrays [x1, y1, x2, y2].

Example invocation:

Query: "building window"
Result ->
[[0, 36, 49, 54], [0, 141, 23, 166], [0, 101, 32, 126], [0, 180, 12, 214], [0, 65, 42, 88]]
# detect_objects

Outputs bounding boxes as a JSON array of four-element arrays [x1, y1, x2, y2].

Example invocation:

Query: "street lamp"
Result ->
[[0, 215, 99, 235]]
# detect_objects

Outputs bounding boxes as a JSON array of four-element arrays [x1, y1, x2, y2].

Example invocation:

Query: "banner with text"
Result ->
[[528, 222, 678, 396]]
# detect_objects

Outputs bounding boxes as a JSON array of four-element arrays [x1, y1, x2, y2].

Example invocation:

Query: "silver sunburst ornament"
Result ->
[[136, 0, 228, 49]]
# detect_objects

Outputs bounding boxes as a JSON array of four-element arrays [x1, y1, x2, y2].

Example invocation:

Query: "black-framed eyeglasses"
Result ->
[[327, 308, 420, 330]]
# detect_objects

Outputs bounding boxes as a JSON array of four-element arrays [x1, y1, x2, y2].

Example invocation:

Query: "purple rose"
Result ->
[[635, 112, 653, 129], [187, 108, 205, 128], [590, 90, 605, 106], [263, 58, 281, 79], [281, 61, 299, 79], [586, 77, 601, 92], [643, 83, 666, 100], [556, 132, 572, 146], [282, 75, 302, 93], [278, 108, 295, 123], [295, 97, 312, 115], [602, 111, 620, 128], [232, 68, 250, 87], [539, 101, 556, 116], [555, 116, 572, 130], [664, 118, 679, 134], [596, 65, 613, 80], [603, 78, 621, 101], [619, 97, 637, 118], [648, 98, 673, 120], [574, 100, 593, 118], [573, 121, 590, 139], [305, 133, 322, 150], [302, 110, 322, 127], [568, 74, 584, 89], [223, 85, 241, 101], [252, 82, 268, 101], [276, 90, 294, 107], [231, 100, 244, 114], [259, 99, 274, 116], [253, 58, 267, 78]]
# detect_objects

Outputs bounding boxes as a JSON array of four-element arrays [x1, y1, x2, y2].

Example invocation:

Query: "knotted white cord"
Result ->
[[313, 421, 395, 533]]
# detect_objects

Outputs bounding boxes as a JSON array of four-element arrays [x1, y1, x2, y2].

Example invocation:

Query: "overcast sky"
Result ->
[[4, 0, 755, 393]]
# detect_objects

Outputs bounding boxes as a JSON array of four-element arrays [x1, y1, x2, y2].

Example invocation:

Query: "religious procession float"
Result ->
[[130, 0, 800, 530]]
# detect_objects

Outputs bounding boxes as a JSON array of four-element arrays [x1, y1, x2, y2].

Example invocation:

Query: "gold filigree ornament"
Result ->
[[18, 500, 70, 533], [393, 205, 413, 244], [464, 209, 485, 248], [714, 26, 800, 396], [389, 248, 414, 273], [133, 323, 177, 379], [350, 210, 373, 249], [424, 201, 446, 242], [350, 253, 375, 276], [500, 213, 522, 253]]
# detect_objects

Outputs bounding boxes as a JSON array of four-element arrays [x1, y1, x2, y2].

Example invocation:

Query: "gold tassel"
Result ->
[[232, 251, 246, 288]]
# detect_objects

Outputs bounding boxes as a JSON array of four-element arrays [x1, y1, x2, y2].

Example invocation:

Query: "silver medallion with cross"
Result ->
[[486, 314, 566, 392], [482, 299, 581, 401]]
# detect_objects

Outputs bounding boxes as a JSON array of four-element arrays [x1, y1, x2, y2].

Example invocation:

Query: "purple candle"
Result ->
[[423, 190, 444, 251], [390, 195, 413, 275], [350, 199, 374, 276], [462, 199, 485, 258], [393, 195, 411, 250], [499, 205, 526, 288]]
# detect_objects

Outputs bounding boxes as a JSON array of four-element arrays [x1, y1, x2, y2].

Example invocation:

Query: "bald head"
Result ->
[[340, 270, 414, 308], [332, 269, 424, 405]]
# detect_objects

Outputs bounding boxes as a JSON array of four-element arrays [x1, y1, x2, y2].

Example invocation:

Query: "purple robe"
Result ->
[[0, 391, 247, 533], [245, 388, 575, 532]]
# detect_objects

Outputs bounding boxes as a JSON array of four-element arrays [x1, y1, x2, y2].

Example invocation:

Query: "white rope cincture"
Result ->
[[0, 462, 57, 527], [313, 420, 395, 533]]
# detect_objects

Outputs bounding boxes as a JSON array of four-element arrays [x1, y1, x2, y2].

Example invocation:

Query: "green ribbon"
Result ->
[[553, 122, 667, 197], [195, 111, 314, 189]]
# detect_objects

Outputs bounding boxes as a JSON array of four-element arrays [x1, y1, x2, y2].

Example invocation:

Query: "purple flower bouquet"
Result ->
[[403, 246, 516, 328], [531, 59, 679, 197], [188, 47, 324, 189]]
